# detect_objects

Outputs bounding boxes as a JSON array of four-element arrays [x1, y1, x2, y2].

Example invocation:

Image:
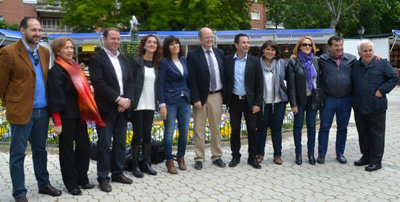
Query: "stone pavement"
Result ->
[[1, 87, 400, 202]]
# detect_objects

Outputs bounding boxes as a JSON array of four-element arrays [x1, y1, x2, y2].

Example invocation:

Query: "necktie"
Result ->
[[206, 50, 217, 91], [32, 51, 39, 66]]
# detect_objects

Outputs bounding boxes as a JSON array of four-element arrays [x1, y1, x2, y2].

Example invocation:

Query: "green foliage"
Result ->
[[0, 20, 20, 31], [59, 0, 252, 32]]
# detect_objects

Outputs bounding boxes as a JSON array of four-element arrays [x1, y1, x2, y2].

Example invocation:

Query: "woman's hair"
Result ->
[[293, 36, 317, 56], [138, 34, 162, 68], [259, 40, 280, 59], [163, 35, 183, 59], [51, 37, 74, 57]]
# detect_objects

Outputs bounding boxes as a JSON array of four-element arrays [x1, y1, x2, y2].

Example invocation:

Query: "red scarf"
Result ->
[[55, 57, 106, 126]]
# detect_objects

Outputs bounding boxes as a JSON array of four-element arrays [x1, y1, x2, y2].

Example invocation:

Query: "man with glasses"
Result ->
[[188, 27, 226, 170], [0, 17, 62, 202]]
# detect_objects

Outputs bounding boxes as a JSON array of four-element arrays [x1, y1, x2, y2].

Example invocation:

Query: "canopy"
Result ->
[[0, 28, 22, 46]]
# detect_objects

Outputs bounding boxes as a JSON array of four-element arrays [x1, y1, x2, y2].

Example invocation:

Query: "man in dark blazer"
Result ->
[[224, 33, 264, 169], [0, 17, 61, 201], [89, 28, 134, 192], [188, 27, 226, 170]]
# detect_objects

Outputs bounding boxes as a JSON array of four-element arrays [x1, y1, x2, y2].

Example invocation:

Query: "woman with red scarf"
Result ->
[[48, 37, 105, 195]]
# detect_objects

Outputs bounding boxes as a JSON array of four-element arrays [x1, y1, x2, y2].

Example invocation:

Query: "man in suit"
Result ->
[[224, 33, 264, 169], [0, 17, 61, 202], [89, 28, 134, 192], [188, 27, 226, 170]]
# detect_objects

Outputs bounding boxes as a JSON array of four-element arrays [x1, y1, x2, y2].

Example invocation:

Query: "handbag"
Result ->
[[311, 88, 325, 110]]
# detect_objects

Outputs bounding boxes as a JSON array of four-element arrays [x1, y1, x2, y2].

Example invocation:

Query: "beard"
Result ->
[[25, 35, 40, 46]]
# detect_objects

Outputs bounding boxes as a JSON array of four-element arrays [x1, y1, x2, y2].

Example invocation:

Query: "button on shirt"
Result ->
[[233, 53, 247, 96], [104, 48, 124, 95], [202, 46, 222, 91], [21, 38, 47, 108]]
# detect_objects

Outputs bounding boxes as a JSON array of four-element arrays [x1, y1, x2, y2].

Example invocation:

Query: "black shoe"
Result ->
[[68, 188, 82, 196], [295, 154, 302, 165], [15, 195, 28, 202], [38, 185, 62, 197], [142, 143, 158, 175], [308, 154, 316, 165], [80, 183, 95, 189], [336, 154, 347, 164], [229, 156, 240, 167], [354, 157, 369, 166], [365, 164, 382, 172], [131, 144, 144, 178], [247, 157, 261, 169], [194, 161, 203, 170], [111, 175, 133, 184], [317, 156, 325, 164], [99, 181, 112, 192], [213, 158, 226, 168]]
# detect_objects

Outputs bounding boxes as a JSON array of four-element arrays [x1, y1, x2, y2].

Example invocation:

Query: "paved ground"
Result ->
[[1, 87, 400, 202]]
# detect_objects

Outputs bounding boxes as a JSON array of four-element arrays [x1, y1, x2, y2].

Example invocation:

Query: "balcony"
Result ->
[[35, 0, 63, 14]]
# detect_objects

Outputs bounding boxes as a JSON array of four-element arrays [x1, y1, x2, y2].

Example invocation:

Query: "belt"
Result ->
[[209, 90, 222, 94], [234, 94, 246, 100]]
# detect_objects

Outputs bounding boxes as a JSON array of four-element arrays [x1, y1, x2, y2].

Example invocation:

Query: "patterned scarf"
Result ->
[[298, 51, 316, 90], [55, 57, 106, 126]]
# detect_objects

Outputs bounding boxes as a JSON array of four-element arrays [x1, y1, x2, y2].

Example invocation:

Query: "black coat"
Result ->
[[130, 56, 158, 110], [351, 58, 398, 115], [286, 57, 320, 107], [223, 53, 264, 109], [187, 46, 225, 105], [47, 63, 80, 119], [88, 50, 134, 121]]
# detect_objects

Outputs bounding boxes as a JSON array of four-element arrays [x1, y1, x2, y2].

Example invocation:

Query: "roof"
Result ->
[[0, 28, 22, 39]]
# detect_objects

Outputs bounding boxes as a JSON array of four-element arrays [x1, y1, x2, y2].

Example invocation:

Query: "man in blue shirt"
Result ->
[[0, 17, 61, 202], [224, 33, 264, 169]]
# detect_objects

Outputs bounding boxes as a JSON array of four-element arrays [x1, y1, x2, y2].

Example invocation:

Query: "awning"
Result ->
[[0, 28, 22, 46]]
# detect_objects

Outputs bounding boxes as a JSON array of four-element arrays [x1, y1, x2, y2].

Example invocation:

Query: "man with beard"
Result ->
[[0, 17, 62, 202]]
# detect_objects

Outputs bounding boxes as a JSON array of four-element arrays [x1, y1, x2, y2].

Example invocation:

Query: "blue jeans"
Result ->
[[96, 113, 127, 182], [256, 102, 286, 157], [9, 108, 50, 198], [163, 97, 191, 161], [293, 96, 317, 155], [318, 96, 352, 157]]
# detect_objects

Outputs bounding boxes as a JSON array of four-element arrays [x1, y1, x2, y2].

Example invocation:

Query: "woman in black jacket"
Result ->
[[129, 34, 162, 178], [286, 36, 320, 165]]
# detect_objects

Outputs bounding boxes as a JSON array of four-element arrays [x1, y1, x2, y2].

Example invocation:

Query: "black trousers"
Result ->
[[354, 111, 386, 165], [59, 118, 90, 190], [229, 95, 258, 158], [131, 110, 155, 146]]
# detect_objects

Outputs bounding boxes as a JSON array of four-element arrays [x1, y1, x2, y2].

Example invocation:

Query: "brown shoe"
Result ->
[[166, 160, 178, 174], [38, 185, 62, 197], [15, 195, 28, 202], [111, 175, 133, 184], [274, 156, 282, 165], [256, 155, 264, 163], [99, 181, 112, 192], [177, 156, 187, 170]]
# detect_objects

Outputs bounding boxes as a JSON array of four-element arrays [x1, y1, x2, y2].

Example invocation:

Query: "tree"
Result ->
[[0, 20, 19, 31], [57, 0, 252, 32], [325, 0, 357, 28]]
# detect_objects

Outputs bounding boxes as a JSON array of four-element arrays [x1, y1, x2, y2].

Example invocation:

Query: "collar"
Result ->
[[104, 48, 120, 58], [233, 52, 247, 61], [21, 38, 39, 53], [202, 46, 213, 53], [330, 52, 343, 60]]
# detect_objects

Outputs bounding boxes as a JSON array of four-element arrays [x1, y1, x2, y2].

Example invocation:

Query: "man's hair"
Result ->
[[234, 33, 249, 44], [20, 17, 39, 29], [103, 27, 120, 38], [357, 40, 374, 53], [327, 35, 343, 46]]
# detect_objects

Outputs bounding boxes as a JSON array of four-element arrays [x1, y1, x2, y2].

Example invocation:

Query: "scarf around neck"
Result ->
[[298, 51, 316, 90], [55, 57, 106, 126], [260, 58, 281, 111]]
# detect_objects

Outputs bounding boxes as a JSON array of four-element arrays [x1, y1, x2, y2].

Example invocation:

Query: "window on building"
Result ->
[[251, 11, 260, 20], [0, 16, 3, 21], [42, 19, 62, 31], [23, 0, 37, 3]]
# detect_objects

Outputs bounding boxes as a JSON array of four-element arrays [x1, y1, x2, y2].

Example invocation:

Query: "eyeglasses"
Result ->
[[301, 43, 313, 47], [31, 51, 39, 66]]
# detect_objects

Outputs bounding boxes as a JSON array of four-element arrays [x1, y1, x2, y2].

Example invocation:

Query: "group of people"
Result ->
[[0, 17, 398, 202]]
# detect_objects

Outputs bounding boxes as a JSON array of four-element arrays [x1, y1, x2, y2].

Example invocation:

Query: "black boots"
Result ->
[[142, 144, 157, 176], [131, 145, 143, 178]]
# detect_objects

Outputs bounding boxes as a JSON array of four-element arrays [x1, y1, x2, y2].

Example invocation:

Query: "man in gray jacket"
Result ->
[[317, 35, 356, 164]]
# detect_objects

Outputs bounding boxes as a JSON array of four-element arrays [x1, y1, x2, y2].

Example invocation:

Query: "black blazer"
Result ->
[[88, 49, 134, 121], [224, 53, 264, 109], [286, 57, 320, 107], [47, 63, 80, 119], [130, 55, 159, 110], [187, 46, 225, 105]]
